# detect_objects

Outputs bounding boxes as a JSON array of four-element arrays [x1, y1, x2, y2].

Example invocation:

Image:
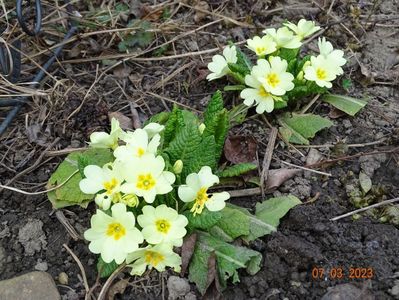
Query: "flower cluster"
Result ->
[[207, 19, 346, 114], [80, 119, 230, 275]]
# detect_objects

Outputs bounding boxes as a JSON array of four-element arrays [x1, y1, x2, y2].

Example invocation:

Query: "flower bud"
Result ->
[[173, 160, 183, 174], [120, 194, 139, 207], [296, 70, 304, 81], [198, 123, 206, 135]]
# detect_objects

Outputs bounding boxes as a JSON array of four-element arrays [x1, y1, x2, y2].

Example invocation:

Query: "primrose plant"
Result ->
[[208, 19, 367, 145], [47, 92, 301, 294]]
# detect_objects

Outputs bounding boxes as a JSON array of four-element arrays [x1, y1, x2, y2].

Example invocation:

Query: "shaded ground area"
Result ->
[[0, 0, 398, 299]]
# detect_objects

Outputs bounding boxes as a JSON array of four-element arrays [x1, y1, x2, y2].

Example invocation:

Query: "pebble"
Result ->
[[0, 271, 60, 300], [184, 292, 197, 300], [167, 276, 190, 300], [58, 272, 69, 285], [17, 219, 47, 256], [34, 260, 48, 271], [321, 283, 374, 300]]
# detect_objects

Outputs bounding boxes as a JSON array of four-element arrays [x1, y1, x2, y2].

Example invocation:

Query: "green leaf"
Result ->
[[163, 106, 184, 146], [204, 91, 224, 127], [77, 155, 89, 178], [228, 63, 249, 75], [255, 195, 301, 227], [187, 135, 217, 175], [322, 94, 368, 116], [203, 109, 229, 162], [235, 47, 253, 73], [144, 111, 170, 126], [118, 20, 154, 52], [97, 257, 118, 278], [217, 163, 257, 178], [228, 204, 277, 242], [184, 209, 222, 230], [164, 122, 202, 177], [189, 232, 262, 294], [223, 85, 246, 91], [211, 206, 250, 240], [278, 48, 299, 62], [47, 148, 114, 209], [278, 113, 333, 145]]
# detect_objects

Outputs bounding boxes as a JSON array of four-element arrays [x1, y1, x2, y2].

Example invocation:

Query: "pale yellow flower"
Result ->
[[207, 45, 237, 81], [138, 205, 188, 247], [89, 118, 123, 150], [84, 203, 143, 264], [284, 19, 321, 40], [263, 27, 302, 49], [126, 243, 181, 276], [304, 55, 337, 88], [178, 166, 230, 215], [246, 35, 277, 56]]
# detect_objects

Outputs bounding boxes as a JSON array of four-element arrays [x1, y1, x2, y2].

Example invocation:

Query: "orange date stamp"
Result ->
[[311, 267, 374, 280]]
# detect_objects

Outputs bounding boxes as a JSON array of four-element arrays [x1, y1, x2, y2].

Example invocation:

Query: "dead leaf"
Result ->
[[113, 65, 132, 78], [141, 4, 163, 21], [329, 107, 347, 119], [194, 1, 210, 23], [26, 123, 51, 146], [359, 172, 372, 194], [180, 232, 197, 276], [224, 135, 257, 164], [107, 279, 128, 300], [108, 112, 133, 130], [203, 252, 221, 300], [265, 168, 302, 192], [306, 149, 324, 166]]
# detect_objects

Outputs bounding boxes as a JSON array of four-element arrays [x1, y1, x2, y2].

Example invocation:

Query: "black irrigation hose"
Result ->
[[0, 26, 77, 135], [16, 0, 42, 36]]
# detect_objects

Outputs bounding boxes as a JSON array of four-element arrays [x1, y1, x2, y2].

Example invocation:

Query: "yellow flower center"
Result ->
[[316, 68, 327, 80], [136, 173, 156, 190], [190, 187, 208, 216], [258, 86, 270, 97], [155, 219, 171, 234], [266, 73, 280, 88], [137, 147, 145, 157], [144, 250, 165, 267], [256, 46, 266, 55], [106, 222, 126, 240], [103, 178, 118, 195]]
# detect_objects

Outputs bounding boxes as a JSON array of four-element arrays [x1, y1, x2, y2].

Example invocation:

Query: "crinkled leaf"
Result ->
[[203, 109, 229, 162], [47, 148, 114, 209], [217, 163, 257, 178], [163, 106, 185, 147], [189, 231, 262, 294], [255, 195, 302, 227], [322, 94, 368, 116], [211, 206, 250, 240], [278, 113, 333, 145], [235, 47, 252, 74], [97, 257, 118, 278], [204, 91, 224, 127], [187, 135, 217, 175], [227, 204, 277, 242], [144, 111, 170, 126], [184, 209, 222, 231], [278, 48, 299, 62], [228, 62, 249, 75]]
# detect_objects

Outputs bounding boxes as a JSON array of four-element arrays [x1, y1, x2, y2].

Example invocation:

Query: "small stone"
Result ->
[[321, 283, 374, 300], [18, 219, 47, 256], [34, 260, 48, 271], [184, 292, 197, 300], [167, 276, 190, 300], [58, 272, 69, 285], [0, 272, 60, 300]]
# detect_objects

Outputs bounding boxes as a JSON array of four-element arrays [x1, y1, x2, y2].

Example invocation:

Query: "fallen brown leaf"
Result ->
[[203, 252, 221, 300], [224, 135, 257, 164], [265, 168, 302, 191], [107, 279, 128, 300], [180, 232, 197, 276], [108, 112, 133, 130]]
